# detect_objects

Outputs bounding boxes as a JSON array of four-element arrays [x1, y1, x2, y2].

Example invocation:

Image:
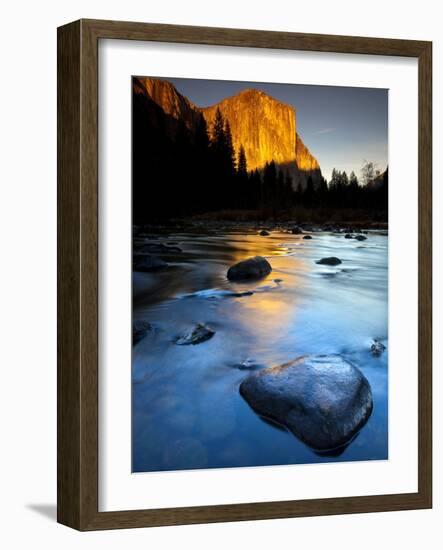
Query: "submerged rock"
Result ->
[[240, 355, 373, 451], [370, 339, 386, 357], [355, 235, 367, 241], [227, 256, 272, 281], [233, 358, 264, 371], [133, 255, 168, 272], [322, 224, 336, 232], [344, 234, 353, 239], [303, 235, 312, 240], [176, 323, 215, 345], [133, 320, 152, 345], [182, 288, 254, 299], [259, 229, 270, 236], [316, 257, 342, 266]]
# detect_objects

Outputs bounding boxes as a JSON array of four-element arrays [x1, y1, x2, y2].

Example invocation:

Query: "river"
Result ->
[[132, 227, 388, 472]]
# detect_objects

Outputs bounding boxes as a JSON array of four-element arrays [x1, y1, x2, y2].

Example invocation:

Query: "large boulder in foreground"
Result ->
[[240, 355, 373, 451], [227, 256, 272, 281]]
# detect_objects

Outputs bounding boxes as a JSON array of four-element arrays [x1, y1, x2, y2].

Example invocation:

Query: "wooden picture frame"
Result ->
[[57, 18, 432, 530]]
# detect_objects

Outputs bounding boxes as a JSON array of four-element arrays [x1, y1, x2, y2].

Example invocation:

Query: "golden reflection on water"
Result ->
[[225, 232, 309, 338], [228, 231, 307, 262]]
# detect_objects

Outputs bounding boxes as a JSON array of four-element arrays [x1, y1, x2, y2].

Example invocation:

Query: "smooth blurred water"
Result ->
[[132, 229, 388, 472]]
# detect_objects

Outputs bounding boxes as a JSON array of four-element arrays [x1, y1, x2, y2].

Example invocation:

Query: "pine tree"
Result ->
[[349, 171, 359, 189], [224, 120, 236, 176], [284, 173, 294, 206], [209, 108, 227, 208], [211, 107, 225, 147], [263, 161, 277, 214], [193, 115, 210, 212], [221, 120, 236, 207], [348, 171, 359, 208], [277, 169, 285, 208], [295, 182, 303, 206], [237, 145, 247, 178], [304, 176, 315, 207], [236, 145, 248, 209], [318, 176, 328, 206], [249, 169, 262, 209]]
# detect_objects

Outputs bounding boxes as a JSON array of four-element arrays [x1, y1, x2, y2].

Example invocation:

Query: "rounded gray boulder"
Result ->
[[227, 256, 272, 281], [240, 355, 373, 451]]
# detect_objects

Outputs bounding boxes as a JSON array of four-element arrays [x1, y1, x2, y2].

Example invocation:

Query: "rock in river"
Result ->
[[303, 235, 312, 240], [240, 355, 373, 451], [133, 320, 152, 345], [176, 323, 215, 345], [355, 235, 367, 241], [227, 256, 272, 281], [232, 358, 264, 371], [370, 339, 386, 357], [259, 229, 270, 236], [316, 256, 342, 266], [291, 225, 303, 234]]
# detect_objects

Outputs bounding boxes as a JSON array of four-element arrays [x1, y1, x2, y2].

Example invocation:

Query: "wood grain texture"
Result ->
[[83, 18, 429, 57], [57, 20, 81, 528], [417, 42, 432, 506], [57, 19, 432, 531]]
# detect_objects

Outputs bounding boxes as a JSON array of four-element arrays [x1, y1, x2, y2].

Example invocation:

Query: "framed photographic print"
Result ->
[[57, 19, 432, 530]]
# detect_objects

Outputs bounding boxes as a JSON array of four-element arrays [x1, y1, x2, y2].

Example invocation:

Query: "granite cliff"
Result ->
[[201, 89, 297, 175], [135, 76, 201, 133], [133, 77, 323, 189]]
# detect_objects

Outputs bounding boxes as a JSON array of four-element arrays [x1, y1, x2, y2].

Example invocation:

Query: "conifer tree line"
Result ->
[[295, 165, 388, 212], [133, 95, 388, 223]]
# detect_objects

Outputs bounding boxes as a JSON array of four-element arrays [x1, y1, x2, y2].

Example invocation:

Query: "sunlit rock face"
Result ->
[[136, 77, 323, 189], [201, 89, 297, 174], [135, 76, 202, 132]]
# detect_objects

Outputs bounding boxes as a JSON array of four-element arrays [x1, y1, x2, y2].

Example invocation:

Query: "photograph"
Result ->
[[131, 75, 389, 473]]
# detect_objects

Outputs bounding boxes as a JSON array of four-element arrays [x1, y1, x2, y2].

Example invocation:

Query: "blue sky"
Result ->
[[165, 77, 388, 183]]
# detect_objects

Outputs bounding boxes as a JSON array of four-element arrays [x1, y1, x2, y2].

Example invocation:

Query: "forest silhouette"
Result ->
[[133, 87, 388, 224]]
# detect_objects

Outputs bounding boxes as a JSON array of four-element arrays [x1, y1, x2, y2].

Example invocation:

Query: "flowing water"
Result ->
[[132, 228, 388, 472]]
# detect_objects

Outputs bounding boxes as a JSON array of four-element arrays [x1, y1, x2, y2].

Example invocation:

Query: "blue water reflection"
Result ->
[[132, 230, 388, 472]]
